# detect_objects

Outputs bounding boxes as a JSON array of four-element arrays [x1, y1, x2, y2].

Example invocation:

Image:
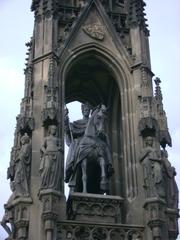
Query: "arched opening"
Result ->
[[64, 54, 123, 196]]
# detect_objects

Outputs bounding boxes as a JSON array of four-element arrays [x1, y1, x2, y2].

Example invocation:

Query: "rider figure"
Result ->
[[64, 102, 91, 192]]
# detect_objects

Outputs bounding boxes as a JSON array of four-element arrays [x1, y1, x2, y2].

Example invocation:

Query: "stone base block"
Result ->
[[67, 193, 123, 223]]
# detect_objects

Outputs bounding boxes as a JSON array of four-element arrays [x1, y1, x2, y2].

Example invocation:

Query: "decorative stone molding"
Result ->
[[42, 86, 59, 126], [67, 193, 123, 223], [57, 221, 144, 240], [144, 198, 167, 240], [166, 208, 179, 240], [83, 24, 105, 41], [13, 197, 32, 240], [39, 189, 66, 240]]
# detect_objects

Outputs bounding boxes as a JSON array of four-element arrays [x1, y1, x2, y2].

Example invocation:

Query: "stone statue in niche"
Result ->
[[64, 103, 91, 192], [13, 133, 31, 198], [0, 181, 16, 239], [65, 104, 113, 194], [161, 149, 179, 209], [39, 125, 63, 191], [140, 136, 165, 199]]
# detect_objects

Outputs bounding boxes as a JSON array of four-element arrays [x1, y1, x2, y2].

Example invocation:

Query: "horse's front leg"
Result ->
[[81, 159, 87, 193], [99, 157, 108, 193]]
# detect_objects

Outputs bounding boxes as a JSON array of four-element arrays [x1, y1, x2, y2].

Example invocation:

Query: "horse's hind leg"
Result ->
[[81, 159, 87, 193], [99, 157, 108, 193]]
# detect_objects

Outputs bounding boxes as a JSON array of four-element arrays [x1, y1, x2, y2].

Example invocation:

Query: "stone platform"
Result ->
[[67, 193, 124, 223]]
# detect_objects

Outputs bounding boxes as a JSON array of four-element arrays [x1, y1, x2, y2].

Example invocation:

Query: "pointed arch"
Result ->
[[57, 42, 138, 199]]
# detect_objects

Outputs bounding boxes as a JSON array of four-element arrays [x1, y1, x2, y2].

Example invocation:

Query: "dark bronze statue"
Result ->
[[39, 125, 63, 191], [65, 104, 113, 194], [64, 103, 91, 192]]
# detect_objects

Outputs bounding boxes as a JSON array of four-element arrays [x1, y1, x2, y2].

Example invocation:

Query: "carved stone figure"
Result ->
[[0, 182, 15, 239], [39, 125, 63, 191], [13, 133, 31, 198], [140, 136, 165, 199], [161, 149, 179, 209], [64, 103, 91, 192]]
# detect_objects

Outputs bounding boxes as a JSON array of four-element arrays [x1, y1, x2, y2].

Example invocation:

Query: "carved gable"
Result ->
[[59, 0, 132, 68]]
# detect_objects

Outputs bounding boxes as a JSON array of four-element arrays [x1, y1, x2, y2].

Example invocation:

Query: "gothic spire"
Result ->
[[128, 0, 149, 35]]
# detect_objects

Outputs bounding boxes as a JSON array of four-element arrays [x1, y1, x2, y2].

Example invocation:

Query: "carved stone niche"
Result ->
[[138, 96, 159, 138], [67, 193, 124, 223], [16, 114, 34, 135], [42, 86, 59, 127], [139, 117, 159, 138]]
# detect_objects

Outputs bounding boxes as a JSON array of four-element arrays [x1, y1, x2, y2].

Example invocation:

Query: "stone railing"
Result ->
[[57, 221, 144, 240]]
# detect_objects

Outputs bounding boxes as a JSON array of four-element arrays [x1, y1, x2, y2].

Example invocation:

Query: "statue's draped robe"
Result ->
[[14, 142, 31, 197], [65, 108, 112, 193], [65, 119, 88, 183], [40, 136, 62, 191], [140, 147, 165, 198], [163, 155, 179, 208]]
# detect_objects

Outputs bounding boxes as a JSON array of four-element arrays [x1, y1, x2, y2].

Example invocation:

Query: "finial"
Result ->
[[154, 77, 162, 101]]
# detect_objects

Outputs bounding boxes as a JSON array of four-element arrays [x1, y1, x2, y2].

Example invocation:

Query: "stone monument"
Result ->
[[1, 0, 179, 239]]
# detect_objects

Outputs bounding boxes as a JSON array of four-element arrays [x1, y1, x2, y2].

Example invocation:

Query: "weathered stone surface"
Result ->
[[39, 125, 63, 191], [2, 0, 179, 239], [67, 193, 123, 224]]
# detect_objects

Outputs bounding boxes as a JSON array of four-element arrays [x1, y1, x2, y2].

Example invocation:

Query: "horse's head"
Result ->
[[84, 104, 108, 140], [93, 104, 108, 140]]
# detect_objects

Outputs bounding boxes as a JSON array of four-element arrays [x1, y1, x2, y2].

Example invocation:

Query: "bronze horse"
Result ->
[[75, 104, 113, 194]]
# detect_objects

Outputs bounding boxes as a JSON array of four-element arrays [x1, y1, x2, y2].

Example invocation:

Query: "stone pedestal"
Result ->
[[67, 193, 124, 223], [12, 197, 32, 240], [166, 208, 179, 240], [144, 198, 168, 240], [39, 189, 66, 240]]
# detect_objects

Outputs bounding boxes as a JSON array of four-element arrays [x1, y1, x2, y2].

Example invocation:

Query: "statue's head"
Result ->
[[48, 125, 57, 135], [145, 136, 153, 147], [21, 133, 30, 144], [81, 102, 91, 118]]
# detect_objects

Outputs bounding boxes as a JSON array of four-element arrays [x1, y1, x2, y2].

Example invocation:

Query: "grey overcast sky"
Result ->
[[0, 1, 180, 239]]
